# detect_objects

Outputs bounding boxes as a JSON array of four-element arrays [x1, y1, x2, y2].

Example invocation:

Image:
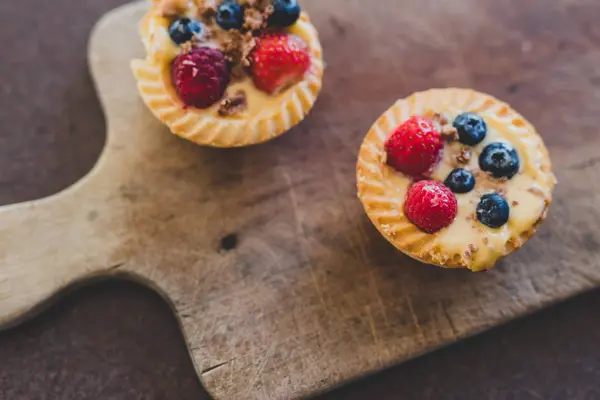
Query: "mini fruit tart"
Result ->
[[131, 0, 324, 147], [357, 88, 556, 271]]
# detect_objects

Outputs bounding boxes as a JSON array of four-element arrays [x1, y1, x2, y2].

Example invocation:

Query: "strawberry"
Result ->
[[249, 33, 311, 94], [171, 47, 229, 109], [384, 116, 443, 177], [404, 180, 458, 234]]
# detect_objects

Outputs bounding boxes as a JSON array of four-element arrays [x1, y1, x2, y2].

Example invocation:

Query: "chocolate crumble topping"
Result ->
[[241, 34, 258, 66], [474, 170, 507, 193], [221, 30, 257, 67], [221, 31, 245, 63], [430, 111, 458, 141], [455, 146, 472, 165], [243, 6, 273, 32], [218, 90, 248, 116], [179, 0, 272, 70], [441, 126, 459, 141], [198, 1, 217, 19], [431, 111, 450, 126], [239, 0, 271, 9]]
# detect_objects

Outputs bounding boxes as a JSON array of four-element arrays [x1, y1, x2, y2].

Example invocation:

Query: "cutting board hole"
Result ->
[[220, 233, 239, 252]]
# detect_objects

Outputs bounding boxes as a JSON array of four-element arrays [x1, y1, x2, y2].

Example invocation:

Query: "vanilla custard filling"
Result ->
[[381, 108, 553, 270]]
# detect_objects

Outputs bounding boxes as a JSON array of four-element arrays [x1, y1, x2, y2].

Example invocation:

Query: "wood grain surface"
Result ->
[[1, 0, 600, 398]]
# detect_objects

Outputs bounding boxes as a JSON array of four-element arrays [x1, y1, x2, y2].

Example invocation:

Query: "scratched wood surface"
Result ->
[[1, 0, 600, 398]]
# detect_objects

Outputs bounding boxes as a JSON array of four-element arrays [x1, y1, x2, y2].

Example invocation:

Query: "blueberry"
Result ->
[[444, 169, 476, 194], [477, 193, 510, 228], [453, 112, 487, 145], [479, 142, 520, 179], [269, 0, 301, 27], [216, 1, 244, 30], [169, 18, 203, 45]]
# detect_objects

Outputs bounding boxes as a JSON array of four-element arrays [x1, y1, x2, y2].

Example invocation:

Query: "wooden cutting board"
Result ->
[[2, 1, 600, 398]]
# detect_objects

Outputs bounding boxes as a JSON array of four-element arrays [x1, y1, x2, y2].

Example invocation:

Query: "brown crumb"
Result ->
[[469, 244, 479, 253], [455, 146, 471, 164], [464, 250, 472, 259], [198, 2, 217, 19], [218, 90, 248, 117], [474, 169, 508, 193], [241, 33, 257, 67], [437, 112, 450, 125], [474, 170, 486, 180], [512, 200, 519, 206], [221, 30, 257, 67], [239, 0, 271, 9], [483, 237, 489, 245], [430, 111, 450, 125], [430, 112, 458, 141], [243, 7, 270, 31], [441, 126, 459, 142], [221, 31, 245, 64], [198, 0, 269, 68]]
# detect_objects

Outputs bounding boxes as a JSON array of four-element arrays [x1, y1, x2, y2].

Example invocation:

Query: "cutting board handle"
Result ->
[[0, 188, 124, 328]]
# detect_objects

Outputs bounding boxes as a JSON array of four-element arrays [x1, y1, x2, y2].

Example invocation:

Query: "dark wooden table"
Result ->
[[1, 1, 600, 399]]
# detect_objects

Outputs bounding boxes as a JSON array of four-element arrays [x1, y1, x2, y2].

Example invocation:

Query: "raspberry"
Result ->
[[171, 47, 229, 109], [404, 180, 458, 234], [249, 33, 311, 94], [384, 116, 443, 177]]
